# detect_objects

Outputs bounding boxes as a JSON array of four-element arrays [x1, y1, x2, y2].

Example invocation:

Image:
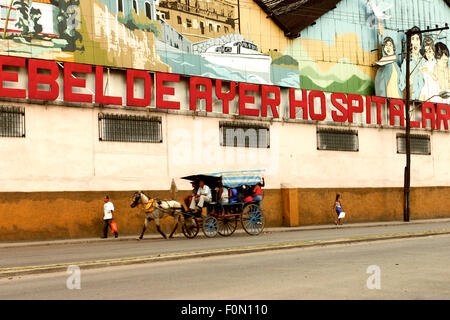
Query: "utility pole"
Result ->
[[404, 29, 411, 222], [403, 24, 448, 222]]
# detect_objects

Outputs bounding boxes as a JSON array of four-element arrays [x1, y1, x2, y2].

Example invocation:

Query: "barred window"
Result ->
[[0, 106, 25, 138], [220, 122, 269, 148], [99, 113, 162, 143], [396, 134, 430, 155], [317, 127, 358, 151]]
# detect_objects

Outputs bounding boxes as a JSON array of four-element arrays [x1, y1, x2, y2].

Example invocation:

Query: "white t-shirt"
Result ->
[[197, 185, 212, 199], [103, 202, 114, 220]]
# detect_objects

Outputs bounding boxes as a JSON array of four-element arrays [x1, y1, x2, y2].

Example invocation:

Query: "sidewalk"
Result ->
[[1, 217, 449, 249]]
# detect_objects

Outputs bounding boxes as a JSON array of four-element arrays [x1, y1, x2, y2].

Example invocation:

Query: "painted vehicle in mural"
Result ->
[[180, 170, 266, 239], [200, 40, 272, 83]]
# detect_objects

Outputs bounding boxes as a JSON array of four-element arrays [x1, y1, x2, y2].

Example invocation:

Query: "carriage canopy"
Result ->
[[182, 169, 264, 188]]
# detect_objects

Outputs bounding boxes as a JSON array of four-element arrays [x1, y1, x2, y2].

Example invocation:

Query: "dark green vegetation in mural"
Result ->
[[300, 73, 375, 96], [52, 0, 83, 51], [2, 0, 84, 53], [117, 9, 160, 36]]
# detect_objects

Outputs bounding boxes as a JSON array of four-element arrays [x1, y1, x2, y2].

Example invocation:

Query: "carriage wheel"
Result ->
[[241, 204, 265, 235], [217, 215, 238, 237], [182, 217, 199, 239], [202, 216, 218, 238]]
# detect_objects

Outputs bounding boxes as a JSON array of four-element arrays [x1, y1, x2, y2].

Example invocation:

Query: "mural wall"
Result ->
[[0, 0, 299, 87], [288, 0, 449, 102], [240, 0, 449, 102], [0, 0, 448, 101]]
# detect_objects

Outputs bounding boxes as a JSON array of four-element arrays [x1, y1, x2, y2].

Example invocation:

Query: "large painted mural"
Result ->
[[0, 0, 299, 87], [0, 0, 448, 100], [261, 0, 449, 102]]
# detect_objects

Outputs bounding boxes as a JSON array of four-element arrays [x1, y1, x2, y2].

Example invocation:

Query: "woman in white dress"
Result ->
[[419, 37, 440, 102]]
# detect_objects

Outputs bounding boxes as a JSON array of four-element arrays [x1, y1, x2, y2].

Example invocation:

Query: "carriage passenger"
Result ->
[[184, 181, 198, 209], [229, 187, 238, 203], [216, 181, 229, 204], [252, 177, 265, 206], [189, 179, 211, 213]]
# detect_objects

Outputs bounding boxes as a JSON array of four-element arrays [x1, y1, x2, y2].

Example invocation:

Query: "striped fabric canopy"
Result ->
[[209, 169, 265, 188]]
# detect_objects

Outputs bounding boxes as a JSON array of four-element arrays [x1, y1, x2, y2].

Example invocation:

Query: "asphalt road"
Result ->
[[0, 235, 449, 299], [1, 221, 449, 269]]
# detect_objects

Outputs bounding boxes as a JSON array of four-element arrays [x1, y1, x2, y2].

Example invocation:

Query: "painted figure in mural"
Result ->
[[431, 42, 449, 103], [375, 37, 402, 98], [399, 26, 425, 101], [419, 37, 439, 102]]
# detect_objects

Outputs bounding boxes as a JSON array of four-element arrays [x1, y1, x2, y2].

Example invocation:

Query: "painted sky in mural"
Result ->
[[0, 0, 299, 88]]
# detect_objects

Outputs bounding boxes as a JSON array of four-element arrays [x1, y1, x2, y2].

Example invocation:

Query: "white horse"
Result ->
[[130, 191, 185, 240]]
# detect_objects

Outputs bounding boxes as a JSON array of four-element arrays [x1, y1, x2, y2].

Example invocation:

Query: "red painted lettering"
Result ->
[[239, 83, 259, 117], [189, 77, 212, 111], [156, 72, 180, 110], [371, 96, 386, 125], [261, 85, 280, 118], [126, 69, 152, 107], [215, 80, 235, 114], [436, 103, 450, 130], [289, 88, 308, 120], [0, 56, 26, 98], [389, 99, 404, 127], [64, 62, 92, 103], [28, 59, 59, 100], [421, 102, 436, 129], [331, 92, 348, 122], [308, 90, 326, 121], [347, 94, 364, 123]]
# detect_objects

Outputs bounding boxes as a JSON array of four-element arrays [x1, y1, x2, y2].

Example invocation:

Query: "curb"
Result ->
[[1, 218, 450, 249], [1, 229, 449, 279]]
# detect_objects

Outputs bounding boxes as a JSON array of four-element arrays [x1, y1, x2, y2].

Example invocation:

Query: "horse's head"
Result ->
[[130, 191, 142, 208]]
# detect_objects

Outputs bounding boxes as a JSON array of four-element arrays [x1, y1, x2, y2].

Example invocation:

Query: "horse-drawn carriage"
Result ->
[[180, 170, 266, 239]]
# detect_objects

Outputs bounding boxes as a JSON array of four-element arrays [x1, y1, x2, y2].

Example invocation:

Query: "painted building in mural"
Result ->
[[0, 0, 449, 240]]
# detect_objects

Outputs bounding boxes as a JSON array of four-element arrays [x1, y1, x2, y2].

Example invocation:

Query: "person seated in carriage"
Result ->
[[215, 181, 229, 205], [229, 187, 238, 203], [184, 180, 198, 209], [189, 179, 212, 214], [251, 177, 265, 206]]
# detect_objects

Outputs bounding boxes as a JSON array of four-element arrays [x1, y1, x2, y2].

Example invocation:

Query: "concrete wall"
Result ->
[[0, 92, 449, 240], [1, 102, 449, 193]]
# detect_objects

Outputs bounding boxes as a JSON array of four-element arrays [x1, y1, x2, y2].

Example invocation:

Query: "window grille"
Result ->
[[99, 113, 162, 143], [396, 134, 430, 155], [317, 127, 358, 151], [220, 121, 269, 148], [0, 106, 25, 138]]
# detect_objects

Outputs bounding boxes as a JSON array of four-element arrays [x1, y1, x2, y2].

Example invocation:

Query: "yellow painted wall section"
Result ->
[[0, 187, 449, 241], [238, 0, 293, 54], [296, 187, 450, 225], [0, 189, 282, 241]]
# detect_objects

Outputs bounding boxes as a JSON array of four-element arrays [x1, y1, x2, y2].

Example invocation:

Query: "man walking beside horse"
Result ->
[[102, 195, 118, 238]]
